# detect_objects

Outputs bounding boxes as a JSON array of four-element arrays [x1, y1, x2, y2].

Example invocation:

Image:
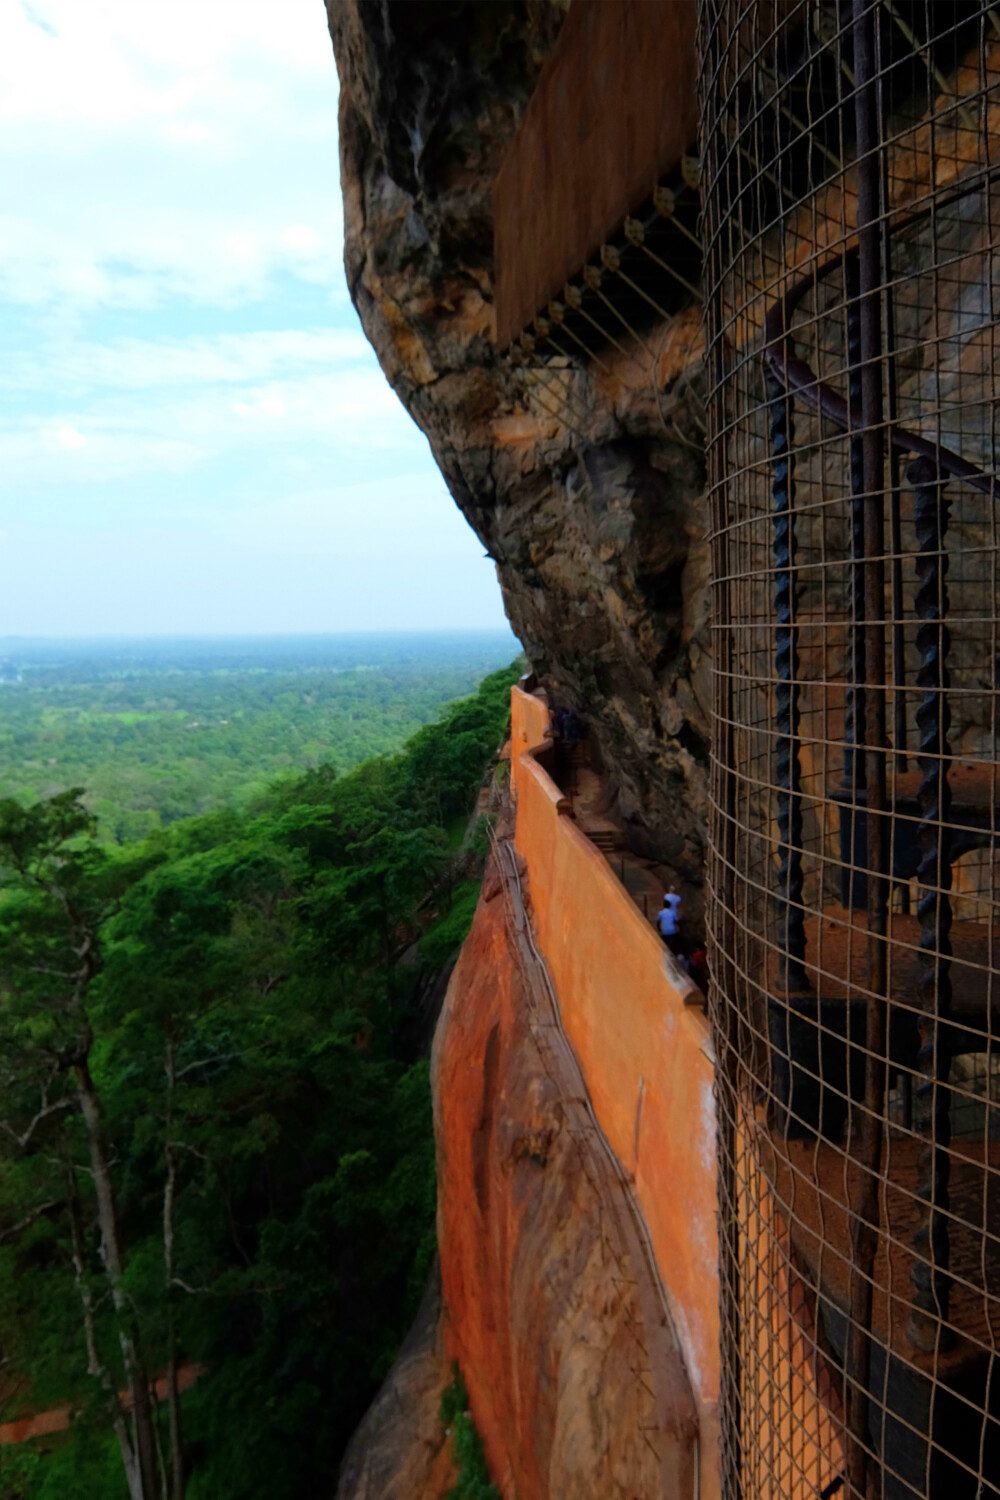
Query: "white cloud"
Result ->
[[0, 0, 343, 313], [282, 226, 320, 253], [0, 425, 201, 483], [0, 369, 417, 486], [0, 2, 507, 637], [0, 202, 344, 314], [2, 330, 372, 393], [1, 1, 334, 124]]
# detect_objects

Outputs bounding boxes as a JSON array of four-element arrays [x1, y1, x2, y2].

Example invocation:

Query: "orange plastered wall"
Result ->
[[510, 686, 551, 796], [510, 686, 721, 1473]]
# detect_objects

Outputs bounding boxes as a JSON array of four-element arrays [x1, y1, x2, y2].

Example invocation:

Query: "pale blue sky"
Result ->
[[0, 0, 508, 635]]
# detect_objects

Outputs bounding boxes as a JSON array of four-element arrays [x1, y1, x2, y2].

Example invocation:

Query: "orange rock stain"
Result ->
[[510, 686, 721, 1498], [506, 685, 846, 1498]]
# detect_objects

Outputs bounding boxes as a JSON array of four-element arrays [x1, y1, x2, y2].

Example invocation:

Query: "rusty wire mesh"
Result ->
[[502, 154, 705, 448], [700, 2, 1000, 1496]]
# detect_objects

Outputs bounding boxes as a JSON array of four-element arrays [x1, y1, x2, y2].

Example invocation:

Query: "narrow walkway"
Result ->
[[555, 743, 668, 907], [548, 730, 704, 999]]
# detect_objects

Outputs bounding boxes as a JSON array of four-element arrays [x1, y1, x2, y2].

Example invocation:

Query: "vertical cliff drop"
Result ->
[[327, 4, 714, 1494]]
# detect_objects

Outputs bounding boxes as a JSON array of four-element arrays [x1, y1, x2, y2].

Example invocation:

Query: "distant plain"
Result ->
[[0, 630, 521, 842]]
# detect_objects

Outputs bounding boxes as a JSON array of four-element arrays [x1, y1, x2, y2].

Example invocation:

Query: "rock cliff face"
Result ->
[[332, 862, 667, 1500], [327, 5, 711, 1495], [327, 0, 709, 881], [433, 861, 671, 1500], [334, 1267, 456, 1500]]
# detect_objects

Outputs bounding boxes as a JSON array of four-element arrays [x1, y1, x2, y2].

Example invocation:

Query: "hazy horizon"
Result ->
[[0, 627, 519, 643], [1, 1, 508, 637], [0, 628, 520, 676]]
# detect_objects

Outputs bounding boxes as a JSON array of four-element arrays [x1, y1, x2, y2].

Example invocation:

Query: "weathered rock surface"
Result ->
[[326, 5, 712, 1492], [334, 1266, 455, 1500], [327, 0, 710, 879], [333, 863, 665, 1500], [432, 868, 662, 1499]]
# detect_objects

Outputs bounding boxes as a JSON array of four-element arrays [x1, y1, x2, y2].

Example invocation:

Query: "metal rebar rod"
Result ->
[[763, 168, 1000, 500], [844, 258, 867, 796], [845, 5, 890, 1495], [543, 310, 614, 376], [516, 367, 590, 448], [758, 62, 844, 171], [631, 239, 704, 302], [880, 183, 908, 779], [767, 369, 807, 992], [602, 245, 687, 327], [883, 0, 978, 134], [704, 204, 744, 1488], [888, 382, 907, 775], [906, 456, 955, 1353], [566, 281, 638, 366], [649, 189, 704, 252]]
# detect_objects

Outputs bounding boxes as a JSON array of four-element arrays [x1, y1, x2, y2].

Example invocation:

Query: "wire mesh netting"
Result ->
[[503, 155, 705, 449], [699, 2, 1000, 1496]]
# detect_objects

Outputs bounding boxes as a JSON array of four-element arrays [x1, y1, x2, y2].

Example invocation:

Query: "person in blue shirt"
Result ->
[[656, 891, 683, 954]]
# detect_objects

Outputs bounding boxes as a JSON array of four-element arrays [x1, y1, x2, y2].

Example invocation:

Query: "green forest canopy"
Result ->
[[0, 657, 520, 1500], [0, 632, 518, 843]]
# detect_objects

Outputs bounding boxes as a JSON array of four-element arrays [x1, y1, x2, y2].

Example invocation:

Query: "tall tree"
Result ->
[[0, 660, 519, 1500], [0, 793, 160, 1500]]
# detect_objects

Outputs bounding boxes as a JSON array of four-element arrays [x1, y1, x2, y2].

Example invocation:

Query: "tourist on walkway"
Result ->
[[656, 891, 683, 957]]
